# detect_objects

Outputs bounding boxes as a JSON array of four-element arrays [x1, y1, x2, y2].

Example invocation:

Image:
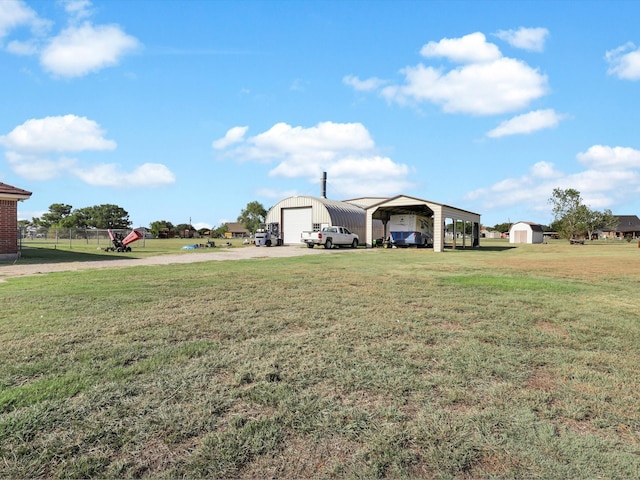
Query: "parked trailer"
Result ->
[[387, 214, 433, 247]]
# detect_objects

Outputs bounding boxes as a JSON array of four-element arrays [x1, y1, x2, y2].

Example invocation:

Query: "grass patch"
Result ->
[[1, 242, 640, 477], [5, 237, 250, 265], [441, 274, 582, 294]]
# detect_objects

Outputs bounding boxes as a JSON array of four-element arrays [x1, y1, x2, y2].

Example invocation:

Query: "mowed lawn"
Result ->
[[1, 240, 640, 478]]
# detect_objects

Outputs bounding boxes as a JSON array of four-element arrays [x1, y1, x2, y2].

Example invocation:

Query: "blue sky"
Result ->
[[2, 0, 640, 230]]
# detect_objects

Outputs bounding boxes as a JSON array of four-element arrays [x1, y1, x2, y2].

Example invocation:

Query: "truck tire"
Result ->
[[307, 243, 314, 248], [324, 239, 333, 249], [266, 240, 271, 247], [351, 239, 358, 248]]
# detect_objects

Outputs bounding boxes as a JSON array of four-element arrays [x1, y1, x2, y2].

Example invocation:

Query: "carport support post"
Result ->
[[433, 209, 443, 252]]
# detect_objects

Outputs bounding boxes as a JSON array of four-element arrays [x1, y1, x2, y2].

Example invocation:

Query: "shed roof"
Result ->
[[513, 221, 544, 232]]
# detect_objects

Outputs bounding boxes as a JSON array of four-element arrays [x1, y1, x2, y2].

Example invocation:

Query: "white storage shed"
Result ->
[[509, 222, 544, 244]]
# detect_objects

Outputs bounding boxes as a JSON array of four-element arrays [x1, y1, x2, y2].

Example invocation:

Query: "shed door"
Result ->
[[283, 207, 312, 244], [514, 230, 527, 243]]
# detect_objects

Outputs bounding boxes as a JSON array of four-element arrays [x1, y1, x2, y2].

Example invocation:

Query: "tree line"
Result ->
[[23, 192, 617, 243], [20, 201, 269, 239]]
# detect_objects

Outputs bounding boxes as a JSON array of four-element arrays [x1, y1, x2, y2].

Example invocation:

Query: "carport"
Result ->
[[365, 195, 481, 252]]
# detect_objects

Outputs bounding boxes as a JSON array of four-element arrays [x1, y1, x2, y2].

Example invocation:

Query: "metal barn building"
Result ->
[[264, 196, 383, 245], [509, 222, 544, 244], [265, 194, 481, 252]]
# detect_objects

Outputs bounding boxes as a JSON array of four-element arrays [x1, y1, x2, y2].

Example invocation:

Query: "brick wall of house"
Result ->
[[0, 199, 18, 255]]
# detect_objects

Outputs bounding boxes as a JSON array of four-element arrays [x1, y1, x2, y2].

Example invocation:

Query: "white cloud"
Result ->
[[5, 152, 77, 181], [62, 0, 93, 21], [212, 126, 249, 149], [214, 121, 415, 197], [72, 162, 176, 187], [530, 160, 561, 179], [355, 32, 549, 116], [606, 42, 640, 80], [252, 122, 375, 158], [326, 156, 412, 197], [342, 74, 387, 91], [420, 32, 502, 63], [381, 57, 547, 115], [0, 0, 49, 41], [577, 145, 640, 169], [192, 221, 212, 231], [486, 109, 565, 138], [0, 114, 116, 153], [1, 0, 140, 77], [41, 22, 140, 77], [467, 146, 640, 218], [6, 38, 39, 55], [494, 27, 549, 52], [1, 115, 175, 187]]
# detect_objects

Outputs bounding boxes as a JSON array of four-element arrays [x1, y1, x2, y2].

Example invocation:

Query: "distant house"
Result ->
[[224, 222, 251, 238], [509, 221, 544, 244], [480, 228, 502, 239], [0, 182, 32, 260], [601, 215, 640, 239]]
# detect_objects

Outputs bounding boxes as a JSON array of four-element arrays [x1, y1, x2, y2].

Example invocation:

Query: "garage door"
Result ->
[[283, 207, 312, 244]]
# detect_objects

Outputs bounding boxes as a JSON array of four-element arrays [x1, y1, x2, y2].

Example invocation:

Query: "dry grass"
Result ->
[[1, 240, 640, 478]]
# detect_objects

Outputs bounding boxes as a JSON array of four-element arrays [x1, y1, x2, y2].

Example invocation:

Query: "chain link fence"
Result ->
[[18, 228, 149, 249]]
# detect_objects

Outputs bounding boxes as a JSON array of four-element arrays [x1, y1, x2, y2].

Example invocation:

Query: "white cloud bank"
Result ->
[[213, 121, 414, 198], [345, 31, 549, 116], [0, 114, 175, 187], [1, 0, 140, 78], [466, 145, 640, 219], [606, 42, 640, 80]]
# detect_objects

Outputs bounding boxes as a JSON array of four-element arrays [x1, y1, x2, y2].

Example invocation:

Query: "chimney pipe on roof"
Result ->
[[321, 171, 327, 198]]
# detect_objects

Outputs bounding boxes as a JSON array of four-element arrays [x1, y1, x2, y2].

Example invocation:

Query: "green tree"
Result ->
[[493, 222, 512, 233], [548, 188, 617, 241], [548, 188, 588, 240], [39, 203, 73, 228], [585, 208, 618, 241], [74, 204, 131, 229], [149, 220, 175, 238], [175, 223, 194, 238], [213, 224, 229, 238], [237, 201, 267, 233]]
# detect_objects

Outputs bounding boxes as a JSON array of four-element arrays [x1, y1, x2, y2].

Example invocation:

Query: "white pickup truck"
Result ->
[[300, 226, 359, 249]]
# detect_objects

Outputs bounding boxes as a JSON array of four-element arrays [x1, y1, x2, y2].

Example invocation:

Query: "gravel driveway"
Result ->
[[0, 246, 367, 282]]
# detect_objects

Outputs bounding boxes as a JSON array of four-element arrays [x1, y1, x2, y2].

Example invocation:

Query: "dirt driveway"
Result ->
[[0, 246, 368, 282]]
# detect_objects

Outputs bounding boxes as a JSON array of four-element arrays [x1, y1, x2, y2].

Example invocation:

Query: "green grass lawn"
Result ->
[[1, 240, 640, 478]]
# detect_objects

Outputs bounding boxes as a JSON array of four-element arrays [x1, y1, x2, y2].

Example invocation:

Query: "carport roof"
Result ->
[[367, 194, 480, 217]]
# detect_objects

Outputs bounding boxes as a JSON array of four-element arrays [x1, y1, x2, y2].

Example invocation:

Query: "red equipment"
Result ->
[[106, 229, 143, 252]]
